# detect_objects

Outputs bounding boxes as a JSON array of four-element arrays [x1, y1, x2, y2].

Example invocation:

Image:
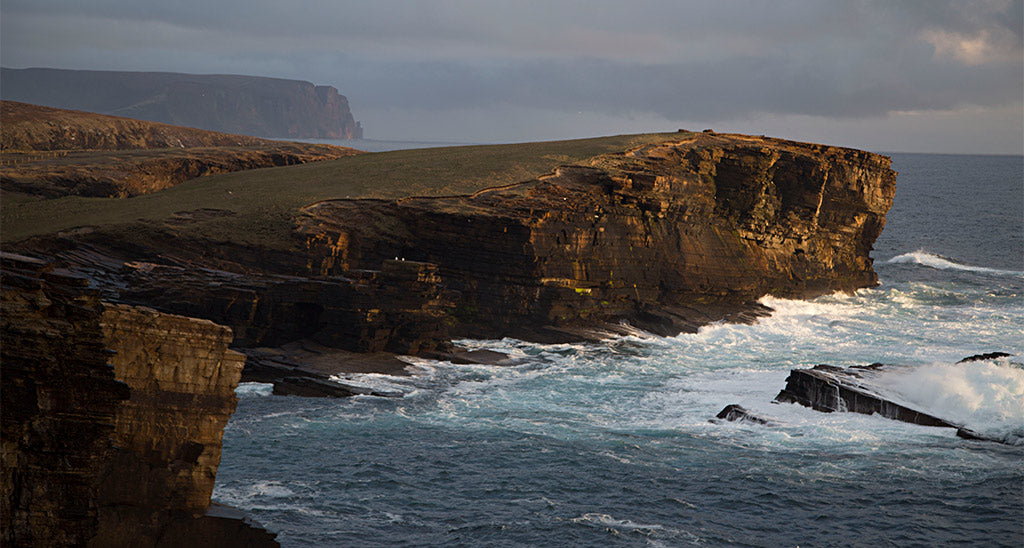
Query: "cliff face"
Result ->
[[11, 131, 896, 351], [301, 132, 897, 339], [118, 258, 453, 355], [1, 253, 129, 546], [1, 68, 362, 139], [92, 304, 253, 545], [0, 252, 277, 546]]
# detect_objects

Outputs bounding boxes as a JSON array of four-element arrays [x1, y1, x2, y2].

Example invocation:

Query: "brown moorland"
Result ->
[[0, 101, 360, 198]]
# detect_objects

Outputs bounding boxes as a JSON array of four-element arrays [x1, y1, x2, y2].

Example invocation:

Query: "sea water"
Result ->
[[214, 153, 1024, 547]]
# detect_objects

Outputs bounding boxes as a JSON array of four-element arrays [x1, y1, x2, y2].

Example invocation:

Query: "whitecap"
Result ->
[[871, 358, 1024, 444], [885, 250, 1023, 277], [235, 382, 273, 397]]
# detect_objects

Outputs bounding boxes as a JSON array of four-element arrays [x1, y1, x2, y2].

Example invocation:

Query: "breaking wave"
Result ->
[[875, 358, 1024, 445], [885, 250, 1024, 277]]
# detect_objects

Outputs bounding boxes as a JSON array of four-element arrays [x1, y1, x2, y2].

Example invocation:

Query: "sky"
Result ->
[[2, 0, 1022, 154]]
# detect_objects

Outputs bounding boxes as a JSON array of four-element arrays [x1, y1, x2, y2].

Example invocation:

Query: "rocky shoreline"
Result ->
[[2, 131, 899, 544], [1, 253, 278, 546]]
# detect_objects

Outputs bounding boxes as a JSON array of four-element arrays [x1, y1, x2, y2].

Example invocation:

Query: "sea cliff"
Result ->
[[1, 68, 362, 139], [300, 132, 896, 340], [0, 253, 277, 546], [5, 131, 896, 383], [1, 131, 897, 542]]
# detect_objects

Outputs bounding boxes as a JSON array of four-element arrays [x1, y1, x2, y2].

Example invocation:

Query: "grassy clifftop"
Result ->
[[2, 132, 685, 245]]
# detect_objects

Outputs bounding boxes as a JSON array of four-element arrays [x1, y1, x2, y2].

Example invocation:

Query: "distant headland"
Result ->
[[0, 67, 363, 139]]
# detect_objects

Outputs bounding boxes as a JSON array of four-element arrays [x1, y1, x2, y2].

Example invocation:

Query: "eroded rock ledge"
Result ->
[[0, 253, 277, 546]]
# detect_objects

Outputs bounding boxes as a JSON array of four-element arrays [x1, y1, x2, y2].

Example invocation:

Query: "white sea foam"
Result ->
[[570, 513, 665, 533], [569, 513, 705, 544], [875, 359, 1024, 444], [235, 382, 273, 397], [886, 250, 1024, 277]]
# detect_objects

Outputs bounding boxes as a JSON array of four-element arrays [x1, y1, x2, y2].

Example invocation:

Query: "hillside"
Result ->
[[0, 101, 361, 197], [1, 68, 362, 139]]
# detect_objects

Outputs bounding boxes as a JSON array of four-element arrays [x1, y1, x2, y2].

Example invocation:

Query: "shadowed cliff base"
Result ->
[[5, 131, 897, 394], [0, 101, 361, 198]]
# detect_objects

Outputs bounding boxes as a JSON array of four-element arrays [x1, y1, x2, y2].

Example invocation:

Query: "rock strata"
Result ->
[[9, 132, 897, 396], [301, 132, 896, 340], [0, 252, 277, 546], [1, 253, 129, 546]]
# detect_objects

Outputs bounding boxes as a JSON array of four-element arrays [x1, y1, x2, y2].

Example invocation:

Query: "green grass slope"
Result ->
[[2, 132, 684, 246]]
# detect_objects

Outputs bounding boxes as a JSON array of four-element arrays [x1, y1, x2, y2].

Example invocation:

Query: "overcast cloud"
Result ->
[[2, 0, 1021, 153]]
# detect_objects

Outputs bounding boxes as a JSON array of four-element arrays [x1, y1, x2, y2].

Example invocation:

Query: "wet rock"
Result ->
[[774, 363, 1016, 444], [713, 404, 775, 426], [241, 344, 404, 398], [422, 348, 514, 365], [957, 352, 1013, 363], [774, 365, 958, 427]]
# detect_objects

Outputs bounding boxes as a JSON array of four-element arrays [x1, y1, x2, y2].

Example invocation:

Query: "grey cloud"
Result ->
[[1, 0, 1020, 151]]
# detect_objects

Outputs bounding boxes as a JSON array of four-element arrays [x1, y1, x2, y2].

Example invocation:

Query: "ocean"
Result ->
[[213, 152, 1024, 547]]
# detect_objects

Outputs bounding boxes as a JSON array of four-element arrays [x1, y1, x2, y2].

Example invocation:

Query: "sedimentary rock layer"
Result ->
[[1, 253, 128, 546], [302, 132, 897, 340], [0, 252, 277, 546], [2, 68, 362, 139], [118, 258, 454, 355]]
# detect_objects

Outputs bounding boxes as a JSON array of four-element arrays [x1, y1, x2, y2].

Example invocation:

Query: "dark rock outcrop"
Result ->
[[301, 132, 896, 340], [118, 258, 454, 355], [774, 363, 1014, 444], [713, 404, 775, 426], [956, 352, 1012, 363], [2, 68, 362, 139], [0, 252, 278, 546], [774, 364, 956, 426], [1, 253, 129, 546]]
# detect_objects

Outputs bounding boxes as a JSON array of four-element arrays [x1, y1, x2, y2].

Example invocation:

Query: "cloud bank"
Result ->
[[2, 0, 1021, 152]]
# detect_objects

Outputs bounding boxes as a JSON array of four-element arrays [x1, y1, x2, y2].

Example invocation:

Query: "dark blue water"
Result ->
[[215, 153, 1024, 547]]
